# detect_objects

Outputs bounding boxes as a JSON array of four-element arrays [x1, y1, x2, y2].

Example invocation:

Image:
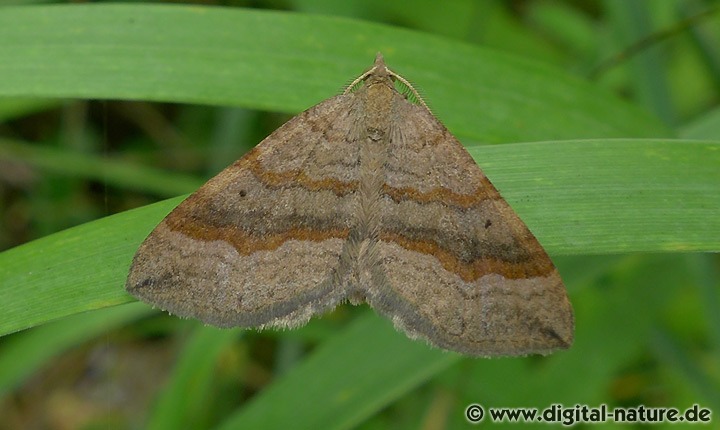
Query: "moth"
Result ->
[[127, 54, 574, 356]]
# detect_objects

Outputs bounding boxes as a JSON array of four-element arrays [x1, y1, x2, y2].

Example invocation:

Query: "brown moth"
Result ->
[[127, 53, 574, 356]]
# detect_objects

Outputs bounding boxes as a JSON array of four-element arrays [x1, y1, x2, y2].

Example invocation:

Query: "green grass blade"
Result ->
[[0, 4, 668, 144], [0, 139, 717, 338], [651, 329, 720, 411], [0, 302, 153, 396], [0, 138, 203, 198], [216, 313, 459, 430], [605, 1, 676, 125], [0, 97, 60, 120], [148, 327, 242, 430], [0, 196, 183, 336], [473, 139, 720, 255]]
